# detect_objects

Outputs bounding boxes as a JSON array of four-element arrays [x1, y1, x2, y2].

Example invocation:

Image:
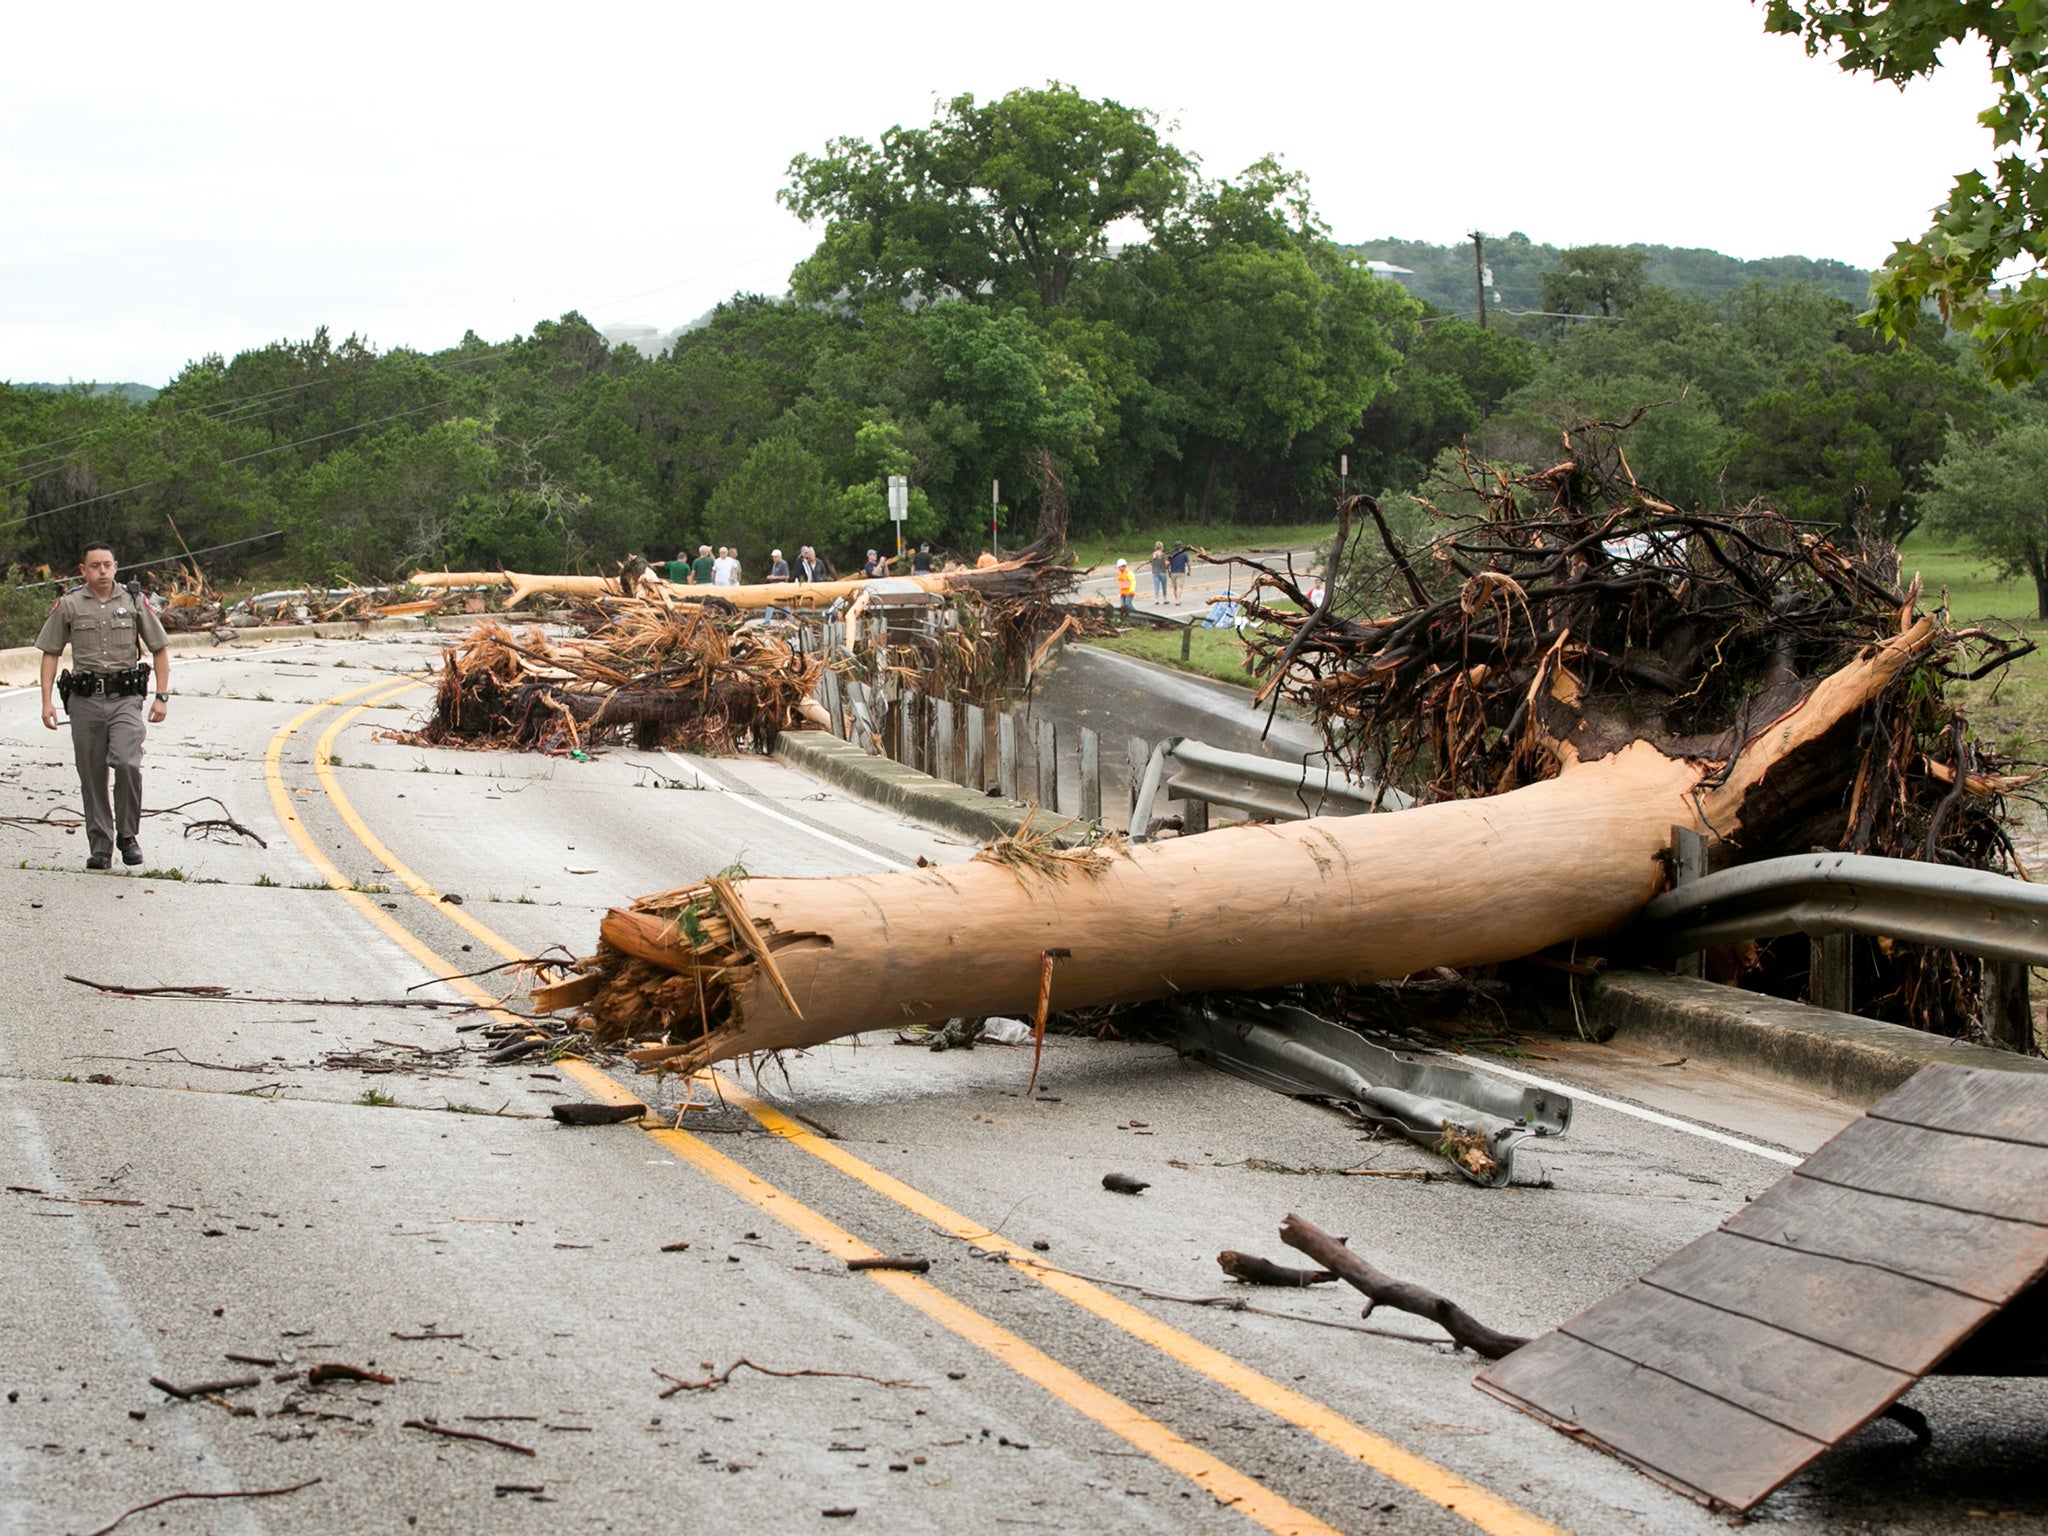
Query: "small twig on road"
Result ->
[[7, 1186, 143, 1208], [305, 1363, 393, 1386], [403, 1419, 536, 1456], [1278, 1213, 1529, 1358], [978, 1247, 1444, 1346], [65, 976, 483, 1012], [149, 1375, 261, 1400], [652, 1359, 926, 1399], [846, 1255, 931, 1273], [70, 1476, 321, 1536], [1217, 1251, 1339, 1287]]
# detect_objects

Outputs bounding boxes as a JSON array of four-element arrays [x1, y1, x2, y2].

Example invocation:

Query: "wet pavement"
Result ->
[[2, 630, 2042, 1534]]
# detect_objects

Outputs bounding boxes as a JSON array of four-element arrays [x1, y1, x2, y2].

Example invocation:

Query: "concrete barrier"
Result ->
[[774, 730, 1096, 848], [1586, 969, 2048, 1106]]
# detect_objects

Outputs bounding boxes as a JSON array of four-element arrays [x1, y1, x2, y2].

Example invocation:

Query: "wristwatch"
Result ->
[[154, 692, 169, 702]]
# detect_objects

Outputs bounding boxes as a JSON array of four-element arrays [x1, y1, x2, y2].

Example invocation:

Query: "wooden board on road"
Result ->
[[1475, 1062, 2048, 1512]]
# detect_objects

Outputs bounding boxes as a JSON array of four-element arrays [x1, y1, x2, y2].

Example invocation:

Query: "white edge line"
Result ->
[[658, 748, 907, 870], [1456, 1054, 1804, 1166]]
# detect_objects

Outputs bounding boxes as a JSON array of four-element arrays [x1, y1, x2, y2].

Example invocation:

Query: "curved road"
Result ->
[[1, 630, 2031, 1534]]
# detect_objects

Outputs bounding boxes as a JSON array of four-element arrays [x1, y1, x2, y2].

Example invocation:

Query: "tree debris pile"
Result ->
[[400, 603, 820, 756], [1228, 425, 2035, 1031]]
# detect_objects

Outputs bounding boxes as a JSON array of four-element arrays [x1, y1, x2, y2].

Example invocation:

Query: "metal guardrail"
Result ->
[[1128, 735, 1410, 837], [1637, 851, 2048, 968]]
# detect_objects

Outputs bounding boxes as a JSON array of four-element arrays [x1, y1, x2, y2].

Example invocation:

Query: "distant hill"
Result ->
[[1347, 234, 1873, 317], [16, 381, 160, 404]]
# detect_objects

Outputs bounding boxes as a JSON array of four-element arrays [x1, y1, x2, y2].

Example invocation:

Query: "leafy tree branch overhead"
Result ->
[[1765, 0, 2048, 382]]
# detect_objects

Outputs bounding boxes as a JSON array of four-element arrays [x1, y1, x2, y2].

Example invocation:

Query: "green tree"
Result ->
[[1765, 1, 2048, 381], [703, 435, 832, 559], [1922, 415, 2048, 617], [1728, 340, 1986, 538], [1540, 245, 1650, 317], [781, 83, 1191, 310]]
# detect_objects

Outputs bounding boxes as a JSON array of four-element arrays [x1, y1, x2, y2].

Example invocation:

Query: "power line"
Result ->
[[9, 529, 285, 588], [0, 341, 520, 495], [0, 397, 456, 533]]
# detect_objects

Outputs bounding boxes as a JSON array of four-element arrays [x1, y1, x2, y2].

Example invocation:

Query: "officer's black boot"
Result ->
[[86, 851, 111, 871], [117, 836, 143, 867]]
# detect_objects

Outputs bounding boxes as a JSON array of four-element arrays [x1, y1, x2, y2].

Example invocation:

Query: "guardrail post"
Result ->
[[1811, 933, 1853, 1014], [1035, 719, 1057, 811], [1671, 826, 1706, 980], [964, 703, 986, 791], [998, 711, 1019, 799], [818, 669, 840, 737], [1128, 736, 1151, 822], [934, 699, 956, 784], [1079, 727, 1101, 822], [1982, 960, 2034, 1052], [1182, 796, 1209, 834], [1181, 623, 1192, 662]]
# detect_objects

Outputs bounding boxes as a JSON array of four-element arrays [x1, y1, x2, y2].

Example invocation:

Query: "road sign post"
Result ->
[[887, 475, 909, 560]]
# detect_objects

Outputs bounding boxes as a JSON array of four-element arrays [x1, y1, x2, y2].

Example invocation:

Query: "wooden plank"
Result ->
[[1865, 1061, 2048, 1149], [933, 699, 956, 785], [1643, 1230, 1993, 1375], [997, 711, 1019, 800], [1079, 727, 1101, 823], [1560, 1282, 1912, 1443], [964, 704, 986, 791], [1798, 1115, 2048, 1226], [1477, 1333, 1824, 1512], [1811, 932, 1852, 1013], [1036, 719, 1058, 811], [1725, 1173, 2048, 1301]]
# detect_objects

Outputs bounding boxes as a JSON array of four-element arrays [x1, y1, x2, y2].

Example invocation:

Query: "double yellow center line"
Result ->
[[265, 679, 1569, 1536]]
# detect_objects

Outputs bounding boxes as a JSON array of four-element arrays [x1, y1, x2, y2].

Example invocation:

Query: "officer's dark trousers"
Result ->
[[68, 692, 145, 857]]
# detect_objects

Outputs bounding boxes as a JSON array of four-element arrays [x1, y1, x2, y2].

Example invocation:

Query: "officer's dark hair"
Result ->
[[80, 541, 114, 563]]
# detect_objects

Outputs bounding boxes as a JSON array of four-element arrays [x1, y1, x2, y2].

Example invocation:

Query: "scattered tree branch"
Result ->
[[1278, 1213, 1528, 1359], [71, 1477, 321, 1536]]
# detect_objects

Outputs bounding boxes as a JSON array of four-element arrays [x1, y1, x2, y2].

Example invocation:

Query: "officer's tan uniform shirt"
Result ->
[[35, 587, 170, 674]]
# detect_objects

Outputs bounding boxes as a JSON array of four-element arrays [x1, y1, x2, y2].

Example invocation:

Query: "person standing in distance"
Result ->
[[37, 542, 171, 869]]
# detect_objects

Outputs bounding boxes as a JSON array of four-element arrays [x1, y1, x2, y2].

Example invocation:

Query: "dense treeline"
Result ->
[[1348, 233, 1873, 315], [0, 84, 2032, 605]]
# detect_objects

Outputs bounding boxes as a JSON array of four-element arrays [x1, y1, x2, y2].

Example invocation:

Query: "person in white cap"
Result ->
[[768, 549, 790, 581], [1115, 557, 1136, 615]]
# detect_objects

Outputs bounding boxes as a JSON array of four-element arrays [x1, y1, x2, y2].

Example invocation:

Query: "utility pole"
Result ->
[[1471, 231, 1486, 329], [991, 479, 1000, 560]]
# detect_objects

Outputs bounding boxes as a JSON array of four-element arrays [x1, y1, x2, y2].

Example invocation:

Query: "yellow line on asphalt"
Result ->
[[274, 685, 1338, 1534], [313, 688, 529, 962], [292, 684, 1570, 1536], [649, 1125, 1343, 1536], [262, 680, 533, 1024], [717, 1079, 1566, 1536]]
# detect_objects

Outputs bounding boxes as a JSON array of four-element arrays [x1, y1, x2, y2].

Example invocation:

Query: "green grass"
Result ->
[[1900, 540, 2048, 759], [137, 868, 185, 882], [1067, 519, 1336, 572], [1088, 624, 1263, 688], [254, 873, 279, 888], [355, 1088, 397, 1107]]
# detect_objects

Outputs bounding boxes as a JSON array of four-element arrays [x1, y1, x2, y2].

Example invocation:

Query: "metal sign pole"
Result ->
[[991, 479, 999, 560]]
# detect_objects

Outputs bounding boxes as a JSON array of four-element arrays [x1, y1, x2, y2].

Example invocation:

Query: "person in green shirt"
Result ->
[[663, 549, 690, 583], [690, 545, 715, 585]]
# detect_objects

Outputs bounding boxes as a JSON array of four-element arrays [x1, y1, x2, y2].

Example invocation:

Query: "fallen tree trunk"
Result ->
[[537, 621, 1936, 1069], [411, 554, 1069, 613]]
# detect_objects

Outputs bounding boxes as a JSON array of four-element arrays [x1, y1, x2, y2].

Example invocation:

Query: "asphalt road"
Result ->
[[2, 630, 2041, 1535]]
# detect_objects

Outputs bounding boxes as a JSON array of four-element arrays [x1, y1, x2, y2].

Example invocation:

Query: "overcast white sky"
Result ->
[[1, 0, 1999, 386]]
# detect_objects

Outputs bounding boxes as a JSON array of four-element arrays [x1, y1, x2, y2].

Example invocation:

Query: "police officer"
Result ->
[[36, 542, 171, 870]]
